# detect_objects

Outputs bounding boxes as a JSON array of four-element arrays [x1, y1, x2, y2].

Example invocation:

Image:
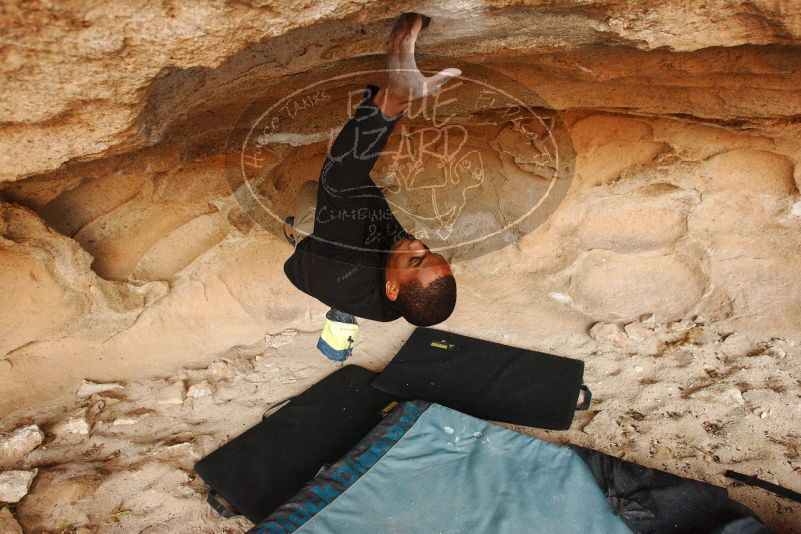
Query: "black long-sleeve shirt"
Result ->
[[283, 85, 413, 321]]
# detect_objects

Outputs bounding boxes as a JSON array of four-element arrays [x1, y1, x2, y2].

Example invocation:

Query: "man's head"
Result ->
[[384, 238, 456, 326]]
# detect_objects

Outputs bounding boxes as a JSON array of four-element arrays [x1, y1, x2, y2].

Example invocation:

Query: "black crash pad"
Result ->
[[371, 327, 586, 430], [194, 365, 397, 523]]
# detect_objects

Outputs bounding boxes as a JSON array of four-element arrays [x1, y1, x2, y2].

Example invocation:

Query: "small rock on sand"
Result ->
[[77, 380, 124, 398], [0, 425, 44, 468], [724, 387, 746, 407], [687, 326, 720, 345], [50, 416, 90, 437], [721, 334, 761, 358], [0, 469, 37, 503], [589, 322, 629, 346], [186, 381, 214, 399], [624, 322, 652, 341], [112, 418, 137, 426], [156, 381, 186, 405], [206, 361, 231, 379], [640, 337, 667, 356]]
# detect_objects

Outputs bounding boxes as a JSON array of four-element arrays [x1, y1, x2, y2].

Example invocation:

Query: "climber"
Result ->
[[282, 13, 460, 361]]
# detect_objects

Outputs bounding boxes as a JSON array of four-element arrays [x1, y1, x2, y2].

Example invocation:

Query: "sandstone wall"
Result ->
[[3, 0, 801, 182], [1, 1, 800, 419]]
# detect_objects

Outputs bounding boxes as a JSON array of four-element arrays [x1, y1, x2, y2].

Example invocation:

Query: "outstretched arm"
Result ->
[[320, 13, 461, 196], [375, 13, 462, 117]]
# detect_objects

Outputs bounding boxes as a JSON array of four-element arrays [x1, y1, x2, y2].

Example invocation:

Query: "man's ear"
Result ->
[[385, 279, 399, 302]]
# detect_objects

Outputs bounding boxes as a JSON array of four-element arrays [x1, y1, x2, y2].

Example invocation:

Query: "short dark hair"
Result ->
[[397, 275, 457, 326]]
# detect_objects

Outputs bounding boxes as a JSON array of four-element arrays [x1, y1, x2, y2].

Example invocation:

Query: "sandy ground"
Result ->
[[1, 321, 799, 533]]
